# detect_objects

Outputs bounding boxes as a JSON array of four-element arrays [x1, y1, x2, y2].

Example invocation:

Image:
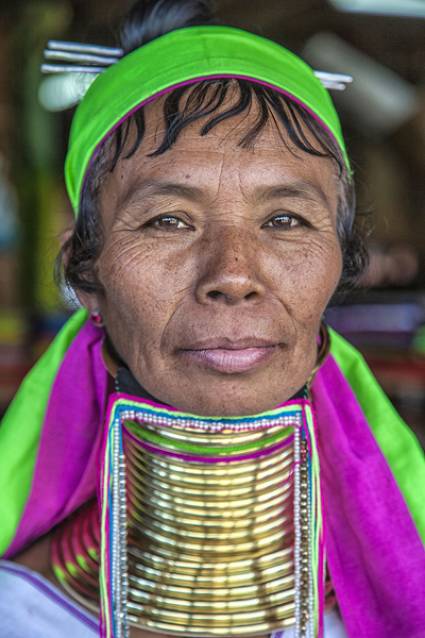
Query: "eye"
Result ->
[[146, 215, 190, 230], [263, 213, 302, 230]]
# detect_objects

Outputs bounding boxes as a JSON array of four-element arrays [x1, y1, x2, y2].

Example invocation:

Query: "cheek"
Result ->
[[302, 243, 341, 298], [271, 234, 342, 321], [97, 242, 155, 336], [95, 238, 188, 348]]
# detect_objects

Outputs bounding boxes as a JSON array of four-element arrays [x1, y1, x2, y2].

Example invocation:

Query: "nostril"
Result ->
[[205, 289, 258, 302], [207, 290, 222, 300]]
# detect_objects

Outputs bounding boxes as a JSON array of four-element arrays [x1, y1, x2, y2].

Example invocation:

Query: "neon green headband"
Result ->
[[65, 25, 350, 215]]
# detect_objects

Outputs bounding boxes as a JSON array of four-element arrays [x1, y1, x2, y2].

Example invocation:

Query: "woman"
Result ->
[[0, 1, 424, 637]]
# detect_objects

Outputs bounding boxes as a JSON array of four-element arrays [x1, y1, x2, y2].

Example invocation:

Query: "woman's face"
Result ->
[[85, 95, 343, 416]]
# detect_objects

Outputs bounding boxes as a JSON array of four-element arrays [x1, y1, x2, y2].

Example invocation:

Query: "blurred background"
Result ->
[[0, 0, 424, 444]]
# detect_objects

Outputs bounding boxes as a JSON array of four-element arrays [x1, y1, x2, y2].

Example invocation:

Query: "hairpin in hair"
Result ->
[[42, 39, 353, 90], [42, 41, 123, 74], [313, 70, 353, 91]]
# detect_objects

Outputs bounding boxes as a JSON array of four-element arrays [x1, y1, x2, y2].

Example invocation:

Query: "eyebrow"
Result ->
[[117, 178, 331, 212], [117, 179, 205, 211], [254, 182, 331, 208]]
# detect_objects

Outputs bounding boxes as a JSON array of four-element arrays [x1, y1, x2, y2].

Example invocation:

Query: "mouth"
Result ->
[[179, 338, 281, 374]]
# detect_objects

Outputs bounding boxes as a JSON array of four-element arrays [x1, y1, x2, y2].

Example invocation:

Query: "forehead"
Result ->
[[101, 86, 340, 209]]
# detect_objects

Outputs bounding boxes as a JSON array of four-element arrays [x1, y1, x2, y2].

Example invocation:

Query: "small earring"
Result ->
[[90, 311, 104, 327]]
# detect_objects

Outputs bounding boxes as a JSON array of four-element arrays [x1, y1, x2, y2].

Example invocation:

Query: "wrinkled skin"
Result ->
[[16, 92, 344, 638], [80, 93, 343, 417]]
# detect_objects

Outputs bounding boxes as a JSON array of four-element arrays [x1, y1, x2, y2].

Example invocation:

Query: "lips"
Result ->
[[179, 338, 281, 374]]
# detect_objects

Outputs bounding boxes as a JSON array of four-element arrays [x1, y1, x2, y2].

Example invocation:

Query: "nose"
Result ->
[[194, 228, 266, 306]]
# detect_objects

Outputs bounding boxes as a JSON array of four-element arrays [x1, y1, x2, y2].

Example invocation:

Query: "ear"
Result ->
[[59, 227, 104, 318]]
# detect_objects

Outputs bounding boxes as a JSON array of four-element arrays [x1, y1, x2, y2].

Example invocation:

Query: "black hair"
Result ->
[[59, 0, 367, 295], [120, 0, 216, 51]]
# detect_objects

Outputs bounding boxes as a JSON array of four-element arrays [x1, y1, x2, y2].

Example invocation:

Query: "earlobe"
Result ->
[[74, 288, 104, 321], [90, 311, 104, 327]]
